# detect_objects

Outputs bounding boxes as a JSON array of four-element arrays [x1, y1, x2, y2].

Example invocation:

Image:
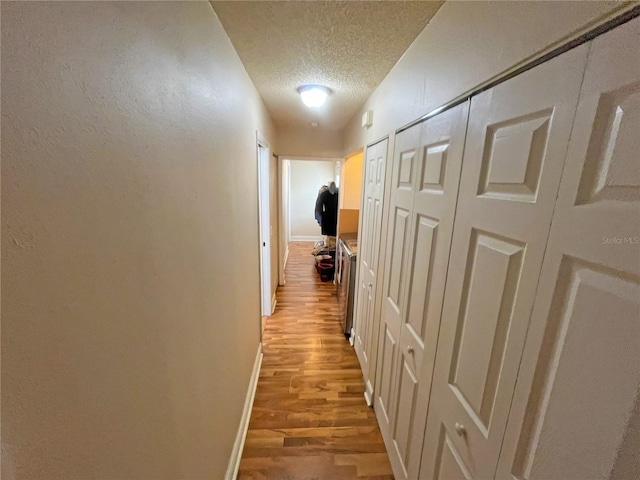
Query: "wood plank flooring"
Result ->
[[239, 242, 394, 480]]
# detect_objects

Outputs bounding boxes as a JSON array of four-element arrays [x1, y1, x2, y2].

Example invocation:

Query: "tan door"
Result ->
[[354, 138, 388, 405], [390, 102, 470, 479], [419, 45, 589, 479], [496, 18, 640, 480]]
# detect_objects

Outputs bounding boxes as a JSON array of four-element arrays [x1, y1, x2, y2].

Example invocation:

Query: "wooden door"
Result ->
[[496, 18, 640, 480], [389, 102, 470, 479], [354, 138, 388, 405], [419, 44, 589, 479]]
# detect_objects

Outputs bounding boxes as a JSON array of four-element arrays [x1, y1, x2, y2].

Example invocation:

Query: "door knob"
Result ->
[[406, 346, 414, 354], [454, 422, 466, 437]]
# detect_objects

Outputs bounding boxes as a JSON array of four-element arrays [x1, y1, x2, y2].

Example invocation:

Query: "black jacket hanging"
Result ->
[[315, 185, 338, 237]]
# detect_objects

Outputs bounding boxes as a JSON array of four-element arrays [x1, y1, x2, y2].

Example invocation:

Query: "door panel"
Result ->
[[477, 111, 551, 202], [420, 44, 589, 479], [376, 123, 421, 451], [406, 215, 438, 347], [449, 230, 525, 432], [435, 431, 473, 480], [377, 102, 470, 480], [509, 260, 639, 480], [377, 201, 415, 429], [497, 18, 640, 480], [397, 103, 470, 480], [378, 325, 399, 425], [354, 138, 388, 405], [393, 360, 419, 466], [387, 207, 411, 310]]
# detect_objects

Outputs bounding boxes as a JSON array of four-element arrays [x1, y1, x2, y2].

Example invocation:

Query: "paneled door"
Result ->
[[375, 121, 422, 457], [419, 45, 589, 479], [354, 138, 388, 406], [376, 102, 470, 479], [496, 18, 640, 480]]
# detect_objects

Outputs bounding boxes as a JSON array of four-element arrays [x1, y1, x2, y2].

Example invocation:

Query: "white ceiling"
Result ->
[[210, 1, 444, 132]]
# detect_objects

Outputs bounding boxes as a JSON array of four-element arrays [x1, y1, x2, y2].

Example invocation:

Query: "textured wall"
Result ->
[[1, 2, 275, 478], [289, 160, 336, 238]]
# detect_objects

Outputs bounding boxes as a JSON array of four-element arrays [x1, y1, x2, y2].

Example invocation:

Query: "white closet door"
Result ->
[[392, 102, 470, 479], [376, 122, 422, 451], [496, 18, 640, 480], [419, 45, 589, 479], [354, 137, 388, 405], [375, 103, 469, 479]]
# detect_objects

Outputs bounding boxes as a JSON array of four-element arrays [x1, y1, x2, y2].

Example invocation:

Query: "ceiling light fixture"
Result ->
[[297, 85, 331, 108]]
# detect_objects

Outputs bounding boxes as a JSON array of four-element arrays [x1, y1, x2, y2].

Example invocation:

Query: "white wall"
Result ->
[[278, 126, 345, 158], [288, 160, 337, 239], [345, 0, 626, 152], [1, 2, 275, 479]]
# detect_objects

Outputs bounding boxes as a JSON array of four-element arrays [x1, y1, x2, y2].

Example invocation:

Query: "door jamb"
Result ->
[[257, 132, 272, 317]]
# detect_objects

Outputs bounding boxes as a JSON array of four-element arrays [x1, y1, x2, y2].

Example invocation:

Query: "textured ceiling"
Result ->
[[210, 1, 444, 132]]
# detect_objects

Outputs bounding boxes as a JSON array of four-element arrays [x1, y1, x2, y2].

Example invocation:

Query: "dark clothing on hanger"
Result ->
[[315, 188, 338, 236], [314, 185, 329, 225]]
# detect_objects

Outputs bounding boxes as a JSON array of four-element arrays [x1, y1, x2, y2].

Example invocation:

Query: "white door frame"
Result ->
[[278, 158, 291, 285], [279, 155, 343, 242], [257, 132, 272, 316]]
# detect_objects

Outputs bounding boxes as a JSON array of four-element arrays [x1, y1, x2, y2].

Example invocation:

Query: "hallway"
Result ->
[[238, 242, 394, 479]]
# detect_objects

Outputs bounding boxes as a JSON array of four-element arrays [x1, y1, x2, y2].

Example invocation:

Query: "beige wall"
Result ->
[[277, 126, 345, 159], [289, 160, 336, 239], [344, 1, 626, 152], [269, 154, 279, 294], [340, 151, 363, 210], [278, 159, 291, 284], [337, 209, 360, 237], [1, 2, 275, 479]]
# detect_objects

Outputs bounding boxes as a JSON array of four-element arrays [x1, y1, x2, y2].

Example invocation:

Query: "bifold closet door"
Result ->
[[376, 102, 469, 480], [496, 18, 640, 480], [354, 137, 388, 405], [419, 45, 589, 479], [375, 121, 420, 459]]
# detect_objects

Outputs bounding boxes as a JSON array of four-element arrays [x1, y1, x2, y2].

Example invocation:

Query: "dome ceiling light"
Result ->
[[297, 85, 331, 108]]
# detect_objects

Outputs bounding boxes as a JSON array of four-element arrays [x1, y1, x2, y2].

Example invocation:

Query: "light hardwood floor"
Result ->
[[239, 242, 394, 480]]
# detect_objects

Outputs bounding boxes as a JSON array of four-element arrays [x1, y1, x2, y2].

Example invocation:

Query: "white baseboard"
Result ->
[[271, 293, 277, 313], [290, 235, 323, 242], [225, 343, 263, 480]]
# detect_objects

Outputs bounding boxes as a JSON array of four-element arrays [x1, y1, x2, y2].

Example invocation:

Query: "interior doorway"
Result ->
[[278, 156, 342, 286]]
